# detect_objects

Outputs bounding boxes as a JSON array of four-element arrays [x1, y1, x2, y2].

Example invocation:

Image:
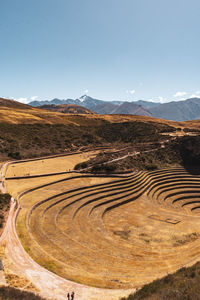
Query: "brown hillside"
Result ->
[[0, 96, 199, 161], [0, 98, 32, 110], [0, 98, 196, 129], [39, 104, 95, 114], [0, 97, 199, 130]]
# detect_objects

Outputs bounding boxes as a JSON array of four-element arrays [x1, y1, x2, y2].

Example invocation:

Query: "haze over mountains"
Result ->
[[150, 98, 200, 121], [29, 95, 200, 121]]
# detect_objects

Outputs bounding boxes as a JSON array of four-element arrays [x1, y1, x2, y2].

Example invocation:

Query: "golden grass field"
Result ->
[[0, 102, 200, 131], [4, 151, 200, 290], [5, 151, 98, 178]]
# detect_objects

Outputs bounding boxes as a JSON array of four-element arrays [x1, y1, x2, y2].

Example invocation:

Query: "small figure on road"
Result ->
[[71, 291, 75, 300], [67, 292, 70, 300]]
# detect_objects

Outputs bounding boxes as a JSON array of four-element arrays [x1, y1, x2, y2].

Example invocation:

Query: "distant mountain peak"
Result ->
[[79, 95, 88, 102]]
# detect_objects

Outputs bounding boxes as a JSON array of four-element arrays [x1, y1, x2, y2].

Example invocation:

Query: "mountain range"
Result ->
[[29, 95, 200, 121]]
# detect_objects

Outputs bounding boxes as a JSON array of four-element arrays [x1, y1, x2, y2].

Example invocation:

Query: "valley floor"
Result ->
[[0, 152, 135, 300], [1, 146, 200, 299]]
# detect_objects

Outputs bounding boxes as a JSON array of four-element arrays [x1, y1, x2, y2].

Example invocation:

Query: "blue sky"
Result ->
[[0, 0, 200, 103]]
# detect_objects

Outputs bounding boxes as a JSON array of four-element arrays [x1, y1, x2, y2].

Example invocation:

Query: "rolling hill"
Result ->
[[0, 97, 199, 163], [1, 96, 200, 300], [0, 97, 186, 160], [39, 104, 95, 114], [0, 98, 32, 109]]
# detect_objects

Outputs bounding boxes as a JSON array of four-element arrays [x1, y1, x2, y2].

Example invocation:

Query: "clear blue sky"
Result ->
[[0, 0, 200, 103]]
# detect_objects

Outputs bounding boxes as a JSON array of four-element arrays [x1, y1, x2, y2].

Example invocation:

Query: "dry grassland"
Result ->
[[6, 151, 98, 178], [4, 151, 200, 291], [5, 174, 72, 198], [0, 104, 199, 131]]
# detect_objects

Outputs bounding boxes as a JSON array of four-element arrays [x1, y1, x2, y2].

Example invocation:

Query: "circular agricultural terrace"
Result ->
[[5, 154, 200, 290]]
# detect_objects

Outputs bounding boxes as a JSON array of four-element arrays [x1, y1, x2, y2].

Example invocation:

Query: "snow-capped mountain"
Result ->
[[29, 95, 108, 109], [24, 95, 200, 121], [29, 95, 152, 117]]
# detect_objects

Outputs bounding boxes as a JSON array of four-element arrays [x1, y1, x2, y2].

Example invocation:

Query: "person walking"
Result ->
[[71, 291, 75, 300], [67, 292, 70, 300]]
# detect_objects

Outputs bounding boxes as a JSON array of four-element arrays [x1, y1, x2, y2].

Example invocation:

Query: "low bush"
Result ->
[[8, 151, 21, 160], [91, 163, 116, 173], [145, 164, 158, 171], [0, 193, 11, 210], [0, 193, 11, 227], [74, 162, 88, 170], [121, 262, 200, 300], [0, 286, 44, 300]]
